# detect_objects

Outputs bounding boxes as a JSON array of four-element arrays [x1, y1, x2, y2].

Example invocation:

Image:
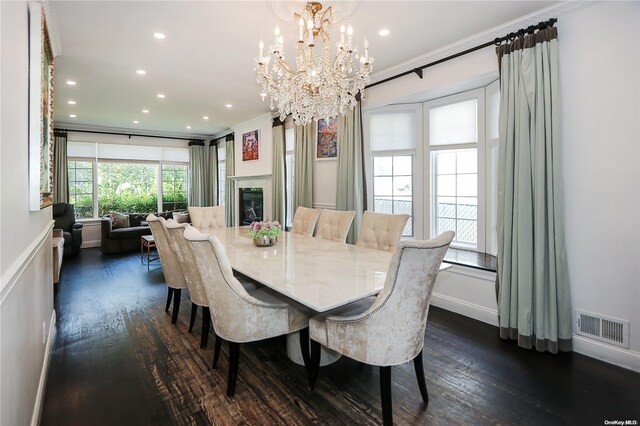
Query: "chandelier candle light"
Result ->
[[255, 1, 373, 125]]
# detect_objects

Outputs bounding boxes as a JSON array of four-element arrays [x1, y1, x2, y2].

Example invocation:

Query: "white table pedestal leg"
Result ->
[[287, 331, 341, 366]]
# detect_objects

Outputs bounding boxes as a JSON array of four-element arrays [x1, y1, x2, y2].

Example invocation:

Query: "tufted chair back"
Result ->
[[162, 221, 209, 306], [188, 206, 225, 234], [314, 209, 356, 243], [146, 214, 186, 289], [356, 211, 409, 252], [319, 231, 454, 366], [184, 226, 300, 343], [291, 206, 321, 236]]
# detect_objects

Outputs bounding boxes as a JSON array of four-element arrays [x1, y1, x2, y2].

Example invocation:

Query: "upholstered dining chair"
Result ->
[[291, 206, 321, 236], [313, 209, 356, 243], [356, 211, 410, 252], [188, 206, 225, 234], [147, 214, 187, 324], [308, 231, 455, 426], [184, 226, 311, 397], [163, 220, 212, 348]]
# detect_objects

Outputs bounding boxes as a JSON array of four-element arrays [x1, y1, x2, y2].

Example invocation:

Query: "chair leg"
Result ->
[[188, 303, 197, 333], [200, 307, 210, 349], [298, 327, 311, 371], [171, 289, 182, 324], [380, 366, 393, 426], [165, 287, 174, 312], [413, 350, 429, 407], [212, 333, 222, 369], [309, 339, 321, 390], [227, 342, 240, 397]]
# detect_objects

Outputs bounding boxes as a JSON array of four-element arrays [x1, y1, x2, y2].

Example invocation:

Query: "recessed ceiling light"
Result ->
[[133, 120, 139, 124], [203, 116, 209, 120], [157, 94, 165, 98], [142, 109, 149, 113], [225, 104, 232, 108], [136, 69, 146, 75], [66, 80, 76, 86], [379, 29, 390, 36], [153, 32, 166, 40], [186, 125, 191, 129], [69, 114, 77, 118], [67, 100, 76, 105]]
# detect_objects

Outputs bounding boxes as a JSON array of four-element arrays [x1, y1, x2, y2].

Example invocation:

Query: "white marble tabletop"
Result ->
[[207, 227, 392, 312]]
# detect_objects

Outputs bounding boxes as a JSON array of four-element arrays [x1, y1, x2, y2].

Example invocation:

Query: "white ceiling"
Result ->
[[51, 0, 558, 137]]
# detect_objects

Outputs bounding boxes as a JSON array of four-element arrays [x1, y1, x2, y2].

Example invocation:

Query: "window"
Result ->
[[285, 126, 295, 228], [365, 104, 422, 238], [97, 162, 158, 216], [68, 160, 94, 218], [427, 90, 485, 250], [373, 156, 413, 236], [218, 142, 226, 205], [161, 164, 188, 211]]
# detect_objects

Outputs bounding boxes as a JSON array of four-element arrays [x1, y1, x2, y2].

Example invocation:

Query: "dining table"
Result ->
[[207, 226, 450, 365]]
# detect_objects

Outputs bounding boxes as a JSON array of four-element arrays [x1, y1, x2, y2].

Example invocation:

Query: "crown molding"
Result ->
[[369, 1, 591, 86], [54, 122, 209, 140], [41, 1, 62, 57]]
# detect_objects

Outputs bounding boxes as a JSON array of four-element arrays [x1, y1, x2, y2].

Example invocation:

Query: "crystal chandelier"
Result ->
[[255, 1, 374, 125]]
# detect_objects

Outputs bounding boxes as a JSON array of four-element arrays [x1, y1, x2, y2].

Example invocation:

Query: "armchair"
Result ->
[[52, 203, 83, 257]]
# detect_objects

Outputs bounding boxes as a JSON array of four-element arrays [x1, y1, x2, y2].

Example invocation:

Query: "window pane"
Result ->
[[437, 197, 456, 218], [438, 217, 456, 235], [393, 176, 412, 196], [457, 174, 477, 197], [456, 220, 477, 243], [403, 217, 412, 238], [393, 156, 412, 175], [436, 152, 456, 175], [429, 99, 477, 146], [161, 163, 188, 211], [457, 197, 478, 220], [67, 160, 94, 218], [456, 150, 477, 174], [393, 197, 411, 216], [374, 197, 393, 215], [373, 157, 392, 176], [98, 162, 158, 216], [374, 176, 393, 196], [436, 175, 456, 197]]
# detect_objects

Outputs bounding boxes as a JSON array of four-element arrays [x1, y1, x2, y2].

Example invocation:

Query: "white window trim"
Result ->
[[484, 79, 500, 256], [363, 103, 424, 239], [424, 88, 486, 252]]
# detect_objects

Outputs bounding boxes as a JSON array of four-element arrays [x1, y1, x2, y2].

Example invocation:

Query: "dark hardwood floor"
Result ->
[[41, 248, 640, 426]]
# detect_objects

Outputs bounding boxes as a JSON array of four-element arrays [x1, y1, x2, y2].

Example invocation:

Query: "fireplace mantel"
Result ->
[[228, 174, 272, 181]]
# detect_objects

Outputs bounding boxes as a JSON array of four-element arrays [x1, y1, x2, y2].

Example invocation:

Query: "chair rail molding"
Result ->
[[0, 220, 54, 304]]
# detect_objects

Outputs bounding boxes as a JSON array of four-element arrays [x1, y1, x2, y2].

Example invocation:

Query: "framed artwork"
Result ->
[[242, 130, 259, 161], [28, 3, 55, 210], [316, 117, 337, 159]]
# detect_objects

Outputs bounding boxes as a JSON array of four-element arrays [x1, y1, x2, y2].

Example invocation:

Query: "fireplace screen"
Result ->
[[239, 187, 263, 225]]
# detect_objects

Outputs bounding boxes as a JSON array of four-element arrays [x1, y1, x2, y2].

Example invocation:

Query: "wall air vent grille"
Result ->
[[575, 310, 629, 348]]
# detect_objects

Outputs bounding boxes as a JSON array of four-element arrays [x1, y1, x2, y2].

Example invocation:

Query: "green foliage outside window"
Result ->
[[98, 162, 159, 216]]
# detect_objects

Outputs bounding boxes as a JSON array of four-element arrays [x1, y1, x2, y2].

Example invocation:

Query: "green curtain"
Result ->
[[496, 26, 571, 353], [188, 141, 207, 207], [336, 102, 366, 244], [293, 122, 314, 210], [271, 119, 286, 224], [225, 134, 235, 226], [208, 140, 218, 206], [53, 130, 68, 203]]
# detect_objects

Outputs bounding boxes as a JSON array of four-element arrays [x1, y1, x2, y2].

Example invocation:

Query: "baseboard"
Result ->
[[431, 292, 499, 326], [30, 309, 56, 426], [573, 335, 640, 373], [81, 240, 101, 248]]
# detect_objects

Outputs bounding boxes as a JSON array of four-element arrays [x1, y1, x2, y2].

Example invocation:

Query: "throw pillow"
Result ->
[[109, 212, 130, 229], [173, 212, 190, 224]]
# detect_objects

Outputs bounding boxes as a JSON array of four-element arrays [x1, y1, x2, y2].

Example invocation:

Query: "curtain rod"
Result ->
[[55, 127, 200, 141], [366, 18, 557, 90]]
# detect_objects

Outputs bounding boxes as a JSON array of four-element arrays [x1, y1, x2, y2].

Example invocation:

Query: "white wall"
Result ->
[[560, 1, 640, 366], [356, 1, 640, 371], [232, 114, 273, 178], [1, 2, 56, 425]]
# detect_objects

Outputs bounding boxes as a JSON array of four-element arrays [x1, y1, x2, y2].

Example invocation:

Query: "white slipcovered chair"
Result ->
[[146, 214, 187, 324], [356, 211, 409, 252], [313, 209, 356, 243], [308, 231, 455, 426], [291, 206, 321, 236], [184, 226, 311, 397], [188, 206, 225, 234]]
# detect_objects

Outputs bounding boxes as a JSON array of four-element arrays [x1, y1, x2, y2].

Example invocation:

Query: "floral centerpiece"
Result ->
[[248, 220, 281, 247]]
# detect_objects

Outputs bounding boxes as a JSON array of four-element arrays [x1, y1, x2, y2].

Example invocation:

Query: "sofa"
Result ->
[[53, 203, 83, 257], [100, 211, 188, 254]]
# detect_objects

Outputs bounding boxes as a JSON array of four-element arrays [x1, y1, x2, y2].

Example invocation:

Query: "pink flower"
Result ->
[[265, 223, 271, 229]]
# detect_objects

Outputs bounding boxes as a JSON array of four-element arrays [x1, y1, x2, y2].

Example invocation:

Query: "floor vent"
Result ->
[[575, 310, 629, 348]]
